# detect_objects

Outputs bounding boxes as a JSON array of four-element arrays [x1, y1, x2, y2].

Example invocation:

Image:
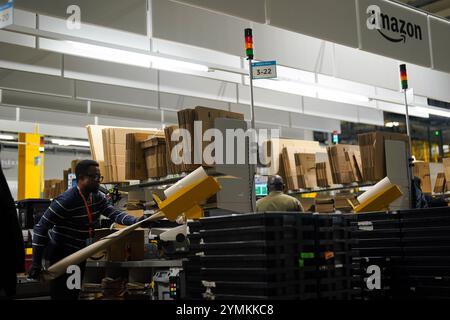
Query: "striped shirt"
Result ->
[[32, 187, 139, 266]]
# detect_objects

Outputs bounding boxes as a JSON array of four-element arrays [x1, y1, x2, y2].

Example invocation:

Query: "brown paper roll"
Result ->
[[41, 212, 164, 281]]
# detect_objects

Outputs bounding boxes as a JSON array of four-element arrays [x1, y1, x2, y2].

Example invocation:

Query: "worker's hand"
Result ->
[[27, 265, 42, 281]]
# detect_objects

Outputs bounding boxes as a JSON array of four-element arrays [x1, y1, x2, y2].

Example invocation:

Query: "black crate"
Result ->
[[208, 293, 303, 300], [17, 199, 51, 229], [199, 254, 299, 269], [192, 240, 302, 256], [203, 280, 316, 299], [398, 207, 450, 219], [198, 213, 315, 230], [199, 226, 301, 243], [400, 256, 450, 267], [188, 221, 202, 233], [353, 229, 402, 239], [353, 238, 403, 249], [401, 236, 450, 247], [200, 267, 302, 283], [402, 245, 450, 257]]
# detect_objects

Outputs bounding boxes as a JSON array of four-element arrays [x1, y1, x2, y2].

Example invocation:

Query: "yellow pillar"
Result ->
[[18, 133, 45, 200]]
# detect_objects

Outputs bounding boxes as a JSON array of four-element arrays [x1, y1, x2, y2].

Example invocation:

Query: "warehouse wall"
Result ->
[[0, 148, 90, 200]]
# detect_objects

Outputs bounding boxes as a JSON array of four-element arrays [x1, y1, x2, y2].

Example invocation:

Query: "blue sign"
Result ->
[[0, 1, 13, 29], [251, 60, 277, 79]]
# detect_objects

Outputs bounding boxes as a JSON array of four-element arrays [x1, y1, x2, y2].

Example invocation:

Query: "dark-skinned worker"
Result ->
[[28, 160, 149, 300], [256, 175, 304, 212]]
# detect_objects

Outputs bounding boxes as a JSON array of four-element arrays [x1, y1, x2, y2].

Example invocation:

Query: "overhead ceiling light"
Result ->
[[51, 139, 90, 147], [0, 134, 15, 140], [416, 106, 450, 118], [385, 121, 400, 128], [68, 41, 151, 68], [317, 87, 370, 103], [66, 41, 208, 72]]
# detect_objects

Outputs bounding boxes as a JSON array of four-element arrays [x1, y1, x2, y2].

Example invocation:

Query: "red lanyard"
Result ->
[[77, 187, 94, 238]]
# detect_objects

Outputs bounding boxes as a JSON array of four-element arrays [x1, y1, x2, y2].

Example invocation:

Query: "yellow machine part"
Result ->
[[18, 133, 44, 200], [153, 176, 221, 221], [350, 184, 403, 213]]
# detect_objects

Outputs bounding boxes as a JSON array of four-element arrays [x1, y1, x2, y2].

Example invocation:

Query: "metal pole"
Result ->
[[403, 89, 413, 158], [403, 89, 414, 209], [249, 59, 256, 131], [248, 58, 256, 212]]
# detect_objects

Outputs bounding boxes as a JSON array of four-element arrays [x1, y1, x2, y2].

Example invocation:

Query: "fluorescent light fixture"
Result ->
[[385, 121, 400, 128], [247, 78, 317, 98], [66, 41, 208, 72], [51, 139, 90, 147], [68, 41, 151, 68], [0, 134, 15, 140], [150, 56, 209, 73], [416, 106, 450, 118], [317, 87, 370, 103]]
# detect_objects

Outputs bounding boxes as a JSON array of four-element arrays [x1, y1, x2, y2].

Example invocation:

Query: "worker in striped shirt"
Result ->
[[28, 159, 147, 300]]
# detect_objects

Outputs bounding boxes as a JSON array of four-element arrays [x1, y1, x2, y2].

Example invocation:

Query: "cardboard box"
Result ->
[[315, 198, 335, 213], [413, 162, 432, 194], [443, 158, 450, 186], [261, 138, 326, 175], [126, 133, 151, 180], [164, 126, 182, 174], [327, 145, 357, 184], [294, 153, 317, 189], [142, 137, 167, 178], [434, 172, 446, 194], [358, 132, 409, 182], [177, 106, 244, 169], [88, 229, 145, 262], [316, 162, 330, 187]]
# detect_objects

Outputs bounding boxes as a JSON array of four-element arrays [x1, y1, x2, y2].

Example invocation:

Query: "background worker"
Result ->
[[256, 175, 304, 212]]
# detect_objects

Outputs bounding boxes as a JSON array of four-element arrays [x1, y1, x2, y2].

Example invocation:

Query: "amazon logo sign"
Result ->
[[366, 5, 423, 43]]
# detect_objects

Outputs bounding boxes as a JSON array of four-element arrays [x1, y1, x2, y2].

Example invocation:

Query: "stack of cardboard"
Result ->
[[177, 106, 244, 170], [87, 125, 163, 183], [434, 173, 446, 194], [177, 108, 198, 172], [294, 153, 317, 189], [125, 133, 152, 180], [261, 139, 327, 174], [346, 146, 363, 182], [141, 137, 167, 179], [413, 162, 432, 194], [164, 125, 183, 175], [315, 152, 334, 187], [443, 158, 450, 191], [316, 162, 330, 187], [44, 179, 65, 199], [334, 194, 356, 213], [87, 125, 108, 177], [327, 145, 360, 184], [102, 128, 163, 182], [265, 139, 327, 191], [281, 147, 297, 190], [315, 198, 335, 213], [358, 132, 409, 182]]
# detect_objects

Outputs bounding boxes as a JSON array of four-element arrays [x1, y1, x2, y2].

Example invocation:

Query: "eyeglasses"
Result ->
[[87, 174, 104, 182]]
